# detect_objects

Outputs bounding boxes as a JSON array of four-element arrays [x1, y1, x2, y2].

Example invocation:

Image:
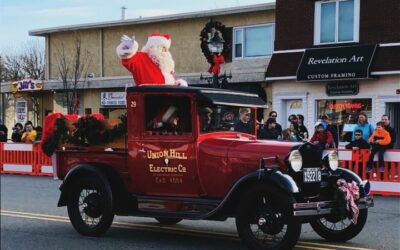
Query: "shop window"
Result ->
[[314, 0, 360, 45], [233, 24, 274, 59], [316, 98, 372, 142], [144, 95, 192, 136]]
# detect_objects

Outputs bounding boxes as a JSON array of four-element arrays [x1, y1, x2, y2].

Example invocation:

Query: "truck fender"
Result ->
[[200, 169, 299, 219], [262, 170, 300, 193], [333, 167, 362, 185], [57, 164, 112, 207]]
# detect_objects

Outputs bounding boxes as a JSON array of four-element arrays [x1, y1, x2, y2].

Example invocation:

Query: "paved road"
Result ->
[[1, 175, 399, 250]]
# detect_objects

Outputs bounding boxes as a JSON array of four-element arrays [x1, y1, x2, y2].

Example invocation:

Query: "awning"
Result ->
[[296, 44, 377, 81], [266, 44, 400, 81], [197, 89, 267, 108]]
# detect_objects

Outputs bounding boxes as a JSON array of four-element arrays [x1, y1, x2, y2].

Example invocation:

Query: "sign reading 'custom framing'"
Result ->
[[297, 44, 377, 81]]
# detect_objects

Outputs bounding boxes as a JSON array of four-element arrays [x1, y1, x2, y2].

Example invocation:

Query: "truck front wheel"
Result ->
[[67, 175, 114, 236], [235, 185, 301, 250], [310, 208, 368, 242]]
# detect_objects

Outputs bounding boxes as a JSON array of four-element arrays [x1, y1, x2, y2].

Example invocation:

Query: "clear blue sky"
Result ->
[[0, 0, 273, 54]]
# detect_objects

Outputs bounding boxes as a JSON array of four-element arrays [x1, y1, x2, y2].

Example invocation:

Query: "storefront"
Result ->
[[267, 44, 400, 147], [2, 79, 53, 138]]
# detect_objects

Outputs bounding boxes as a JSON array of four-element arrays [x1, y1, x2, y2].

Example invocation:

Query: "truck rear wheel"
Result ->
[[67, 175, 114, 236], [154, 217, 182, 225], [235, 185, 301, 250]]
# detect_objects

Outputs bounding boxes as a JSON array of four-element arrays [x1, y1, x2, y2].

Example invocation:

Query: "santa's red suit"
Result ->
[[116, 33, 186, 86]]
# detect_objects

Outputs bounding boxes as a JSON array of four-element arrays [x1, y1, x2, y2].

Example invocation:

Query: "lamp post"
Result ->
[[199, 21, 231, 88]]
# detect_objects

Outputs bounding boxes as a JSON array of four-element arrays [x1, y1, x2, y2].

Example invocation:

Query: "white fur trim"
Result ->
[[162, 106, 177, 122], [163, 72, 176, 85], [116, 40, 139, 59], [147, 36, 171, 49], [175, 79, 188, 87]]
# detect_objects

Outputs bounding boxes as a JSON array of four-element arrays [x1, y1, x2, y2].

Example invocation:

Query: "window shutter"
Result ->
[[223, 27, 233, 63]]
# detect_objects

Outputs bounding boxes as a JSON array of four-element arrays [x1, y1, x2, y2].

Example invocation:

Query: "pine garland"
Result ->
[[41, 113, 127, 156]]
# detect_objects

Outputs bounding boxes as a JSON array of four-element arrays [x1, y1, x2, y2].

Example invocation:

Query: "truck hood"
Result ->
[[198, 133, 301, 167]]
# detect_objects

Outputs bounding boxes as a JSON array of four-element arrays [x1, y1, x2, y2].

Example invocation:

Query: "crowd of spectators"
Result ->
[[0, 121, 42, 143]]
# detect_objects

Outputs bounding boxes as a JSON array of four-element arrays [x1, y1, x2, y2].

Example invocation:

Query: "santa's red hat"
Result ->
[[146, 33, 171, 49], [151, 106, 177, 128]]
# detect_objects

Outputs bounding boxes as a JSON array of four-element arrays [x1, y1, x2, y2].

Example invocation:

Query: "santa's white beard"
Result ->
[[142, 45, 175, 85]]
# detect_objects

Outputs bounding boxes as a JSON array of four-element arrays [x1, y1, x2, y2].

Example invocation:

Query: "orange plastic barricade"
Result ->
[[338, 149, 400, 196], [0, 142, 53, 176], [33, 142, 53, 176], [0, 143, 36, 175]]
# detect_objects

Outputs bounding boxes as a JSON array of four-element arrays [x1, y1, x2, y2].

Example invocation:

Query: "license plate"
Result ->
[[303, 168, 322, 183]]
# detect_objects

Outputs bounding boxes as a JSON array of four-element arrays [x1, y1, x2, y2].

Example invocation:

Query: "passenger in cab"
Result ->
[[234, 108, 252, 134]]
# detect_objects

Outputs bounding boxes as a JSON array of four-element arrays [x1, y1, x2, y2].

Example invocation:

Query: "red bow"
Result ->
[[208, 54, 225, 75]]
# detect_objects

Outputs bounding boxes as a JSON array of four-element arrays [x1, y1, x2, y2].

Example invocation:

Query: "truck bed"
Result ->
[[56, 148, 128, 180]]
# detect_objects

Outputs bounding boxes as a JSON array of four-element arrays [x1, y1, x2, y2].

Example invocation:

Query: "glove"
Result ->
[[120, 35, 135, 50], [116, 35, 138, 59]]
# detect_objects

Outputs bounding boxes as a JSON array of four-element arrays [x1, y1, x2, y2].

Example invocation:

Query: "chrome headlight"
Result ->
[[288, 150, 303, 172], [328, 151, 339, 171]]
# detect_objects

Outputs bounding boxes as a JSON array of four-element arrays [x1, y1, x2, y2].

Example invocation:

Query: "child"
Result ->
[[310, 122, 333, 155], [367, 122, 391, 173], [345, 129, 370, 150]]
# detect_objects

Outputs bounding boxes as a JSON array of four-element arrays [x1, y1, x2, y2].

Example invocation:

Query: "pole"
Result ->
[[212, 74, 219, 88]]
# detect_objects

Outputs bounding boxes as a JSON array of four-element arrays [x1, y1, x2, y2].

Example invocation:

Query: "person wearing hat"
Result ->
[[116, 33, 187, 86], [234, 108, 252, 134], [310, 122, 333, 155], [150, 106, 180, 134], [320, 115, 339, 147]]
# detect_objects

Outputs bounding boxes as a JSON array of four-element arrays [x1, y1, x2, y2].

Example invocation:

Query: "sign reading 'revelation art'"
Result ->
[[326, 82, 359, 96], [297, 44, 377, 81], [101, 92, 126, 106]]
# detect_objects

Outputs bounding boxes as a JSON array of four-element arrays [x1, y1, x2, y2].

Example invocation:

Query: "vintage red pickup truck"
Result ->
[[54, 86, 373, 250]]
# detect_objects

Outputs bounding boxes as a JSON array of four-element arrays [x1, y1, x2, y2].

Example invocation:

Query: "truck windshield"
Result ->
[[199, 105, 255, 135]]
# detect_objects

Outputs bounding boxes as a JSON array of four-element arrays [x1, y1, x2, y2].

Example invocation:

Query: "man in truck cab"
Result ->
[[234, 108, 252, 134]]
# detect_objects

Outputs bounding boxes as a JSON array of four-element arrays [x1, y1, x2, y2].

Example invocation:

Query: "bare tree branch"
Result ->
[[54, 33, 92, 114]]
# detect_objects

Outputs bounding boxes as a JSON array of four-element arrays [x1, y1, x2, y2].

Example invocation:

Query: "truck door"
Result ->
[[129, 94, 202, 197]]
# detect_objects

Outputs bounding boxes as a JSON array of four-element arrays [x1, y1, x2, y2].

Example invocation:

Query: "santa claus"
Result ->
[[116, 33, 187, 86]]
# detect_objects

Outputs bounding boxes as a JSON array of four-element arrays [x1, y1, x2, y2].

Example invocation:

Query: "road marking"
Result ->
[[297, 241, 376, 250], [296, 245, 335, 250], [1, 210, 376, 250]]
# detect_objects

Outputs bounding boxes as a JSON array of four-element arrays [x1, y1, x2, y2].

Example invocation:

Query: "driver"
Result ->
[[234, 108, 252, 134], [199, 107, 215, 133]]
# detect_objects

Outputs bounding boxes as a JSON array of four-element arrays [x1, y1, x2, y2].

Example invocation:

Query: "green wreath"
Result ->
[[200, 20, 231, 64]]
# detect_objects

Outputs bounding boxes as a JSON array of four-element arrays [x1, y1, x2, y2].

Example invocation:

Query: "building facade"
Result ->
[[266, 0, 400, 147], [0, 3, 276, 137]]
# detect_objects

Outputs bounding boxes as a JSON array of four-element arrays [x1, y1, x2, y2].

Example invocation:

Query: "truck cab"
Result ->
[[56, 86, 373, 250]]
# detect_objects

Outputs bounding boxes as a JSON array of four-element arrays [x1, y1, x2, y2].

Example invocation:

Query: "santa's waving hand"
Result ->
[[116, 33, 187, 87], [116, 35, 138, 59]]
